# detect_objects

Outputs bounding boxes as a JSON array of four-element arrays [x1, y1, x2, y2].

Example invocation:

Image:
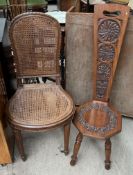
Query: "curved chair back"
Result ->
[[9, 13, 61, 82]]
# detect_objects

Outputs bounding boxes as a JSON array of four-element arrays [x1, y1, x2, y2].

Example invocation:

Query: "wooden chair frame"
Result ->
[[7, 12, 75, 161]]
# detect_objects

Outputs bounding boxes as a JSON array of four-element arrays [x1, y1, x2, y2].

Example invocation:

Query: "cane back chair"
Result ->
[[7, 12, 75, 161], [70, 4, 129, 169]]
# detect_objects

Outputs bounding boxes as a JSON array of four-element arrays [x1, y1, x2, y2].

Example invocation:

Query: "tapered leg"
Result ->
[[70, 132, 83, 166], [105, 138, 111, 170], [13, 128, 26, 161], [63, 123, 71, 155]]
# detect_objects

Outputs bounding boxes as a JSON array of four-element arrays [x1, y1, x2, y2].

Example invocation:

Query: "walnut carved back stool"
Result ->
[[70, 4, 129, 170], [7, 12, 75, 161]]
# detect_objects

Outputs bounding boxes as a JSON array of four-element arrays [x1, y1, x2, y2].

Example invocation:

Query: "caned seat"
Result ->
[[7, 12, 75, 161], [8, 84, 74, 127]]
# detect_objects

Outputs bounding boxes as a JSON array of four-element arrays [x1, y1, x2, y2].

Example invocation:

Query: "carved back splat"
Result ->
[[93, 4, 129, 102]]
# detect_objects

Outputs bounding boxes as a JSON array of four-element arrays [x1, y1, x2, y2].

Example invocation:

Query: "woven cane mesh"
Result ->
[[9, 84, 74, 125], [9, 13, 61, 78]]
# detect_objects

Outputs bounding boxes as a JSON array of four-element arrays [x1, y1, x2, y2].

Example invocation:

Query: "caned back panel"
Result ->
[[9, 13, 61, 78]]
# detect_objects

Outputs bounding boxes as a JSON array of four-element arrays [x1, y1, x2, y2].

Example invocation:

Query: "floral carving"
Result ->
[[77, 103, 117, 134], [95, 19, 120, 99], [98, 19, 120, 43], [98, 44, 115, 62]]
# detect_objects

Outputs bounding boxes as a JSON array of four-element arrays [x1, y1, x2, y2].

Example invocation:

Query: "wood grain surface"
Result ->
[[0, 122, 12, 164]]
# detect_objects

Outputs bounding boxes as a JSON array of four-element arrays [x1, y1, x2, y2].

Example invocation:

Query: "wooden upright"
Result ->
[[70, 4, 129, 170], [0, 65, 12, 165]]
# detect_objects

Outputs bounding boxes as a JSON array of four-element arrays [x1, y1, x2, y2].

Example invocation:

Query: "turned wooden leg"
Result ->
[[13, 128, 26, 161], [70, 132, 83, 166], [63, 123, 71, 155], [105, 138, 111, 170]]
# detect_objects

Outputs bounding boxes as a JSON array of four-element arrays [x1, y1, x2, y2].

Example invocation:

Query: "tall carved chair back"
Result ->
[[7, 12, 75, 161], [70, 4, 129, 170]]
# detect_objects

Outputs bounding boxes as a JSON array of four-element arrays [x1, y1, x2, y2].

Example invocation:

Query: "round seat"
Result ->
[[8, 84, 74, 128]]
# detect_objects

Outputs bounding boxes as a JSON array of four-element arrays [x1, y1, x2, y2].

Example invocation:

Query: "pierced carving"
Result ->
[[98, 44, 115, 62], [98, 19, 120, 43], [77, 103, 117, 134]]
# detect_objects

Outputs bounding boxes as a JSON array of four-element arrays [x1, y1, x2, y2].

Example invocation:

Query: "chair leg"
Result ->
[[105, 138, 111, 170], [63, 123, 71, 155], [70, 132, 83, 166], [13, 128, 26, 161]]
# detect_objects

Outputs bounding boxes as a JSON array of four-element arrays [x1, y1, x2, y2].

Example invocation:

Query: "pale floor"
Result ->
[[0, 117, 133, 175]]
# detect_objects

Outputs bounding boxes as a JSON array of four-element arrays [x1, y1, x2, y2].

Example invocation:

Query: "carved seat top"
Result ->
[[75, 100, 121, 139]]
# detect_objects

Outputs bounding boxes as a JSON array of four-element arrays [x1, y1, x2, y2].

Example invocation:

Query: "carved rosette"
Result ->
[[96, 19, 121, 99], [77, 103, 117, 134], [98, 44, 115, 62], [98, 19, 120, 43]]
